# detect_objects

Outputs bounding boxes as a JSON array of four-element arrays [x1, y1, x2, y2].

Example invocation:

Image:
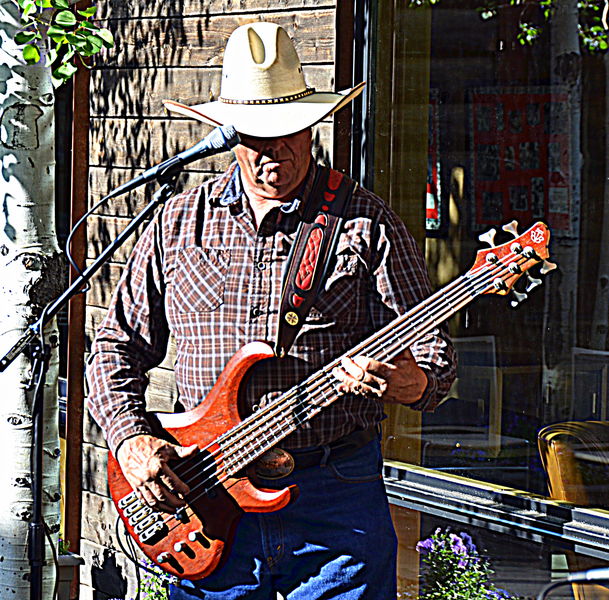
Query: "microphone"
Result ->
[[105, 124, 241, 200], [568, 568, 609, 583]]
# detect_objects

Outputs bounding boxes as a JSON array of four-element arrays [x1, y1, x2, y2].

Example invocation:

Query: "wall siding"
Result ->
[[82, 4, 343, 598]]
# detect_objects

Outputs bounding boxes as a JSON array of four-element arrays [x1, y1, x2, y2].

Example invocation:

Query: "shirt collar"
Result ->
[[208, 159, 319, 223]]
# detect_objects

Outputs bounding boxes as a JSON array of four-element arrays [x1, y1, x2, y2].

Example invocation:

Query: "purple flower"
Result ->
[[416, 538, 435, 555], [449, 533, 467, 554], [459, 531, 477, 554]]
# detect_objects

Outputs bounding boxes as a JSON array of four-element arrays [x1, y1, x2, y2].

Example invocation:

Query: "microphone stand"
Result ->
[[0, 169, 180, 600]]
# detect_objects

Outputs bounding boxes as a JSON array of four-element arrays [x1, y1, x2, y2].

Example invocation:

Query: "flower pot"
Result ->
[[57, 552, 84, 600]]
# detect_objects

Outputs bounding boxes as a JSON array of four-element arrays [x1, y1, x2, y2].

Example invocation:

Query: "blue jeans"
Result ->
[[169, 437, 397, 599]]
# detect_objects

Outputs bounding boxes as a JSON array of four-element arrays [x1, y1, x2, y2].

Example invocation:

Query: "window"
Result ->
[[361, 2, 609, 596]]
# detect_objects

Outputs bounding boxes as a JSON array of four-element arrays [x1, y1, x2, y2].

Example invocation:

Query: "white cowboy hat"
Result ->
[[163, 21, 365, 138]]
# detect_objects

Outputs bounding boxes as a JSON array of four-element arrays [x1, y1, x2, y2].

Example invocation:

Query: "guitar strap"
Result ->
[[275, 166, 357, 358]]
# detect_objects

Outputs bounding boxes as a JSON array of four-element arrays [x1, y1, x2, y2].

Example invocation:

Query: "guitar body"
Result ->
[[108, 341, 299, 580]]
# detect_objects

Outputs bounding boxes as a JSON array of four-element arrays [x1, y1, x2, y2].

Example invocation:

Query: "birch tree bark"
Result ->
[[542, 0, 582, 420], [589, 53, 609, 351], [0, 1, 64, 597]]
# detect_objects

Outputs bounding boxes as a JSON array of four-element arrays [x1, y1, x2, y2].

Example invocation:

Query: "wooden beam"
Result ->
[[333, 0, 354, 172]]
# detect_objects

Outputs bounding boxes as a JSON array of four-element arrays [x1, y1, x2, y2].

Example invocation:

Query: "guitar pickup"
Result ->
[[118, 492, 138, 509], [134, 512, 163, 535], [128, 505, 154, 526], [140, 521, 169, 545]]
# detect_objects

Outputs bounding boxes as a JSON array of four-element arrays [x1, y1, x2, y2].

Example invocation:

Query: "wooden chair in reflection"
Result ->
[[538, 422, 609, 600]]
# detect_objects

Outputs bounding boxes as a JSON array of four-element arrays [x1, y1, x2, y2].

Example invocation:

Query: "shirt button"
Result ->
[[256, 262, 266, 271], [250, 306, 262, 319]]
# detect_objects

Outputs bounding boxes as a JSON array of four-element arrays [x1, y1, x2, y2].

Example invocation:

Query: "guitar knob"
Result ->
[[525, 274, 542, 292], [493, 278, 508, 292], [510, 290, 528, 307], [541, 260, 557, 275], [157, 552, 171, 564], [188, 530, 211, 548], [174, 541, 196, 558], [502, 220, 519, 238], [174, 507, 190, 523], [478, 228, 496, 247]]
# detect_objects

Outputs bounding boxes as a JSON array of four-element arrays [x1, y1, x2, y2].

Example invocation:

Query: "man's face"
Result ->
[[234, 128, 312, 201]]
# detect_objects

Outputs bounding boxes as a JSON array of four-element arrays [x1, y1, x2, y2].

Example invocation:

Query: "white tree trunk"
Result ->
[[0, 1, 63, 597], [589, 53, 609, 351], [542, 0, 582, 420]]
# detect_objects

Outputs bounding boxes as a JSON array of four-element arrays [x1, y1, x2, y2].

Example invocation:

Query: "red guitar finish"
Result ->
[[108, 342, 298, 580], [108, 221, 555, 581]]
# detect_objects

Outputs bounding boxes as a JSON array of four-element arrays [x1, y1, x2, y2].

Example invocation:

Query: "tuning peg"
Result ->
[[502, 220, 520, 238], [525, 273, 542, 292], [540, 260, 557, 275], [510, 290, 528, 307], [479, 228, 496, 247]]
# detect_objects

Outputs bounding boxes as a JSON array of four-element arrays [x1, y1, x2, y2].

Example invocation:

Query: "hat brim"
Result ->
[[163, 82, 365, 138]]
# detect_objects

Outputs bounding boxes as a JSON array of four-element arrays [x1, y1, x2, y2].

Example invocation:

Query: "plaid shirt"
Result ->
[[87, 162, 456, 456]]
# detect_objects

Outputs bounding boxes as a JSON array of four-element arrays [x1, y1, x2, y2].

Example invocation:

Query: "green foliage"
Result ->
[[12, 0, 114, 88], [416, 528, 518, 600], [135, 560, 169, 600], [58, 537, 70, 555], [108, 560, 170, 600], [406, 0, 609, 53]]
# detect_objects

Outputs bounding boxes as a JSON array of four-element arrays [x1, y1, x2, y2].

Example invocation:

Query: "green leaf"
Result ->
[[22, 43, 41, 64], [21, 0, 37, 18], [14, 30, 39, 44], [55, 10, 77, 27], [77, 6, 97, 17], [52, 0, 70, 7], [53, 61, 78, 79], [46, 47, 58, 67], [96, 28, 114, 48], [66, 33, 87, 48], [82, 34, 104, 55], [47, 25, 66, 42], [80, 21, 100, 31]]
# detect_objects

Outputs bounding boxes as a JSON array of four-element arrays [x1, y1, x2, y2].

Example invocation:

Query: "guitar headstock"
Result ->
[[470, 221, 556, 306]]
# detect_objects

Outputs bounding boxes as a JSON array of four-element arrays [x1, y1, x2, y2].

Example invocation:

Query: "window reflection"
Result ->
[[379, 1, 609, 508]]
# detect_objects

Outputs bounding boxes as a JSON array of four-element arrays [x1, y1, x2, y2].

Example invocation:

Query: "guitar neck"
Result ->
[[217, 264, 494, 477]]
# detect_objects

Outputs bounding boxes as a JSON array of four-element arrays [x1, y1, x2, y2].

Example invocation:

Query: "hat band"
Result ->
[[219, 88, 316, 105]]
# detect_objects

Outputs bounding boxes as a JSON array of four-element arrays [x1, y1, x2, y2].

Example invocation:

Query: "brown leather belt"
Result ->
[[253, 426, 379, 479]]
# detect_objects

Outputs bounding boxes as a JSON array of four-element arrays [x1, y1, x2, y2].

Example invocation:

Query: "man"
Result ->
[[87, 21, 456, 599]]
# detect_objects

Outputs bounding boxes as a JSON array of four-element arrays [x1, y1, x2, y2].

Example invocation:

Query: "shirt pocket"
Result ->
[[167, 247, 230, 313], [306, 246, 365, 327]]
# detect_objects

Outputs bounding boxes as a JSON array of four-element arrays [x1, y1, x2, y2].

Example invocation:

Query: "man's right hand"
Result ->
[[116, 434, 199, 513]]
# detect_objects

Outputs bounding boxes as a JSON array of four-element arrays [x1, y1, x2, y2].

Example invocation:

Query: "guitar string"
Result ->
[[164, 251, 525, 515], [160, 249, 527, 510], [170, 250, 501, 484], [165, 270, 474, 493], [173, 247, 521, 483], [170, 262, 483, 484], [155, 249, 530, 532]]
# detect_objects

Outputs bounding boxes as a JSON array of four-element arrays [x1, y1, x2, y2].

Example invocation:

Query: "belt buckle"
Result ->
[[253, 448, 295, 479]]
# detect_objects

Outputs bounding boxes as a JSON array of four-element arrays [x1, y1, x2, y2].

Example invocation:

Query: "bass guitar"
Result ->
[[108, 220, 555, 580]]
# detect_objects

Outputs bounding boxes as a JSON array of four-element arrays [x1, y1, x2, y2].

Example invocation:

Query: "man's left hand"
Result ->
[[332, 349, 428, 405]]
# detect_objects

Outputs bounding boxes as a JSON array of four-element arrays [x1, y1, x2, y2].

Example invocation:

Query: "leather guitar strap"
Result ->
[[275, 166, 357, 358]]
